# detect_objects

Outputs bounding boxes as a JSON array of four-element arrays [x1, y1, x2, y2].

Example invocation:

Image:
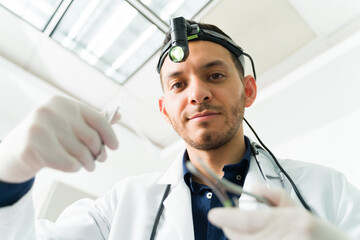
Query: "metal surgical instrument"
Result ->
[[186, 158, 274, 208]]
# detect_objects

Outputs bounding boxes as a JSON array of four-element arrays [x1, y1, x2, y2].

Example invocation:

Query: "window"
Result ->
[[140, 0, 211, 21], [0, 0, 212, 84], [51, 0, 165, 84], [0, 0, 62, 31]]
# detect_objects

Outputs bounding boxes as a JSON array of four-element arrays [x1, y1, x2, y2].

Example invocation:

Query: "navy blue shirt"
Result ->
[[0, 138, 35, 207], [0, 178, 35, 207], [183, 137, 251, 240]]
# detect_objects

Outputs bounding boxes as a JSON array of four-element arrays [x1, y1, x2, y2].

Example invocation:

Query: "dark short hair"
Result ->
[[159, 20, 245, 85]]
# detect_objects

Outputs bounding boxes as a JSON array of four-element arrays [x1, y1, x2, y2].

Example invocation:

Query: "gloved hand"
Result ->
[[0, 96, 119, 183], [208, 186, 350, 240]]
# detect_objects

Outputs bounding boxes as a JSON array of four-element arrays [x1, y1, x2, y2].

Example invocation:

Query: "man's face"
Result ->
[[159, 41, 256, 150]]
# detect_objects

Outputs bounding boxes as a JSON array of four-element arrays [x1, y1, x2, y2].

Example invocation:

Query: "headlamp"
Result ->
[[167, 17, 199, 63], [157, 17, 257, 80]]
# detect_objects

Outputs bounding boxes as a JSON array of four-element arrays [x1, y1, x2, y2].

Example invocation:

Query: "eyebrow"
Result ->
[[164, 70, 183, 80], [163, 59, 231, 82], [201, 60, 231, 70]]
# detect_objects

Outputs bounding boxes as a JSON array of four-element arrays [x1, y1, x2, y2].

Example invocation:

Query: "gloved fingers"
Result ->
[[72, 120, 103, 158], [42, 142, 83, 172], [250, 184, 296, 207], [222, 227, 252, 240], [31, 120, 99, 172], [95, 146, 107, 162], [222, 226, 280, 240], [213, 207, 350, 240], [80, 106, 119, 150], [58, 135, 96, 171], [208, 207, 271, 233]]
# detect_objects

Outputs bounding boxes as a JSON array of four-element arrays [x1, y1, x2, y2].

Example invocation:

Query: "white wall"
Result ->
[[245, 31, 360, 188]]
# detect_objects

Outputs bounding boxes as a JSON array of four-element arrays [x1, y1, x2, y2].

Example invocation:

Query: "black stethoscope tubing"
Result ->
[[243, 118, 313, 213], [150, 184, 171, 240]]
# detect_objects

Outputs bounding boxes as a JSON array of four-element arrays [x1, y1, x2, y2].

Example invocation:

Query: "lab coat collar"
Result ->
[[157, 139, 282, 188], [155, 140, 284, 239], [157, 151, 184, 185]]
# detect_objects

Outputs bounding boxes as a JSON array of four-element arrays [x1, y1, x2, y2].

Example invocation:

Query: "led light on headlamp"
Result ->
[[169, 46, 185, 62]]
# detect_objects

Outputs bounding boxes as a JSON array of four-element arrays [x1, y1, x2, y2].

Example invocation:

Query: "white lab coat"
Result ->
[[1, 146, 360, 240]]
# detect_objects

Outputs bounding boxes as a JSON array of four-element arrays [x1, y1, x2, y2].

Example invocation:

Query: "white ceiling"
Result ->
[[1, 0, 360, 149]]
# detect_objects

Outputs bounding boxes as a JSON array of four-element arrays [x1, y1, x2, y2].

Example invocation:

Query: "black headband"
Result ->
[[157, 28, 246, 71]]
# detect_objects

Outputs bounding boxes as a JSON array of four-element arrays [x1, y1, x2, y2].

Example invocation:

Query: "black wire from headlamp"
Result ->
[[157, 17, 257, 80], [243, 118, 313, 213]]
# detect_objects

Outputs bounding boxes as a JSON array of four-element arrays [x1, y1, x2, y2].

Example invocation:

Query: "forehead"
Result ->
[[160, 40, 234, 79]]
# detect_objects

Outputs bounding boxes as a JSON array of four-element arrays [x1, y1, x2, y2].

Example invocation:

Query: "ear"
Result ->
[[158, 96, 171, 124], [242, 75, 257, 107]]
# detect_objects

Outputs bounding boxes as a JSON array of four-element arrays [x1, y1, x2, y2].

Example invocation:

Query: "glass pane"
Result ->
[[140, 0, 211, 22], [0, 0, 62, 30], [51, 0, 164, 84]]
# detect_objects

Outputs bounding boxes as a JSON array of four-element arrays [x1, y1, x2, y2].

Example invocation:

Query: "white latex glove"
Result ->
[[0, 96, 119, 183], [208, 186, 350, 240]]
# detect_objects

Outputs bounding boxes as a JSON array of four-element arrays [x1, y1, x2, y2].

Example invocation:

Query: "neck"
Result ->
[[186, 130, 246, 179]]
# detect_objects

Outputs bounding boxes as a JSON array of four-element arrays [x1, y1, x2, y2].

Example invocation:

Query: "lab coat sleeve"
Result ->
[[0, 190, 36, 240], [0, 172, 166, 240], [0, 186, 115, 240], [331, 171, 360, 239], [36, 187, 116, 240], [279, 159, 360, 239]]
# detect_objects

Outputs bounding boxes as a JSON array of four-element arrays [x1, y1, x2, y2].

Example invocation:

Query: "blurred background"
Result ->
[[1, 0, 360, 220]]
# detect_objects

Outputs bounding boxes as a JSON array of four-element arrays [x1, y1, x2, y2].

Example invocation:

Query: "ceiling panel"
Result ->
[[201, 0, 317, 75], [0, 0, 61, 31], [289, 0, 360, 37], [50, 0, 165, 85]]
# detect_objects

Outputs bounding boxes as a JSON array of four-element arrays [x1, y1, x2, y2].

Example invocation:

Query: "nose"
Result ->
[[188, 77, 212, 105]]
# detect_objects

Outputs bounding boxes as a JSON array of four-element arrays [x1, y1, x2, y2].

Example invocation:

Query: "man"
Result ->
[[0, 18, 359, 239]]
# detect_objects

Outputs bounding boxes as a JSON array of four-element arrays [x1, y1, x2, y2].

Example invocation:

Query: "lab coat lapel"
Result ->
[[240, 154, 283, 207], [244, 154, 282, 189], [157, 153, 195, 240], [163, 182, 194, 240]]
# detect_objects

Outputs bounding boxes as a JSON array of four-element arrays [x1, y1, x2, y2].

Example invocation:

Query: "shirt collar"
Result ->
[[183, 136, 252, 191]]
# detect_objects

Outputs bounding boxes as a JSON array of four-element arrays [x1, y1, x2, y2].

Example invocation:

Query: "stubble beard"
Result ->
[[170, 97, 245, 151]]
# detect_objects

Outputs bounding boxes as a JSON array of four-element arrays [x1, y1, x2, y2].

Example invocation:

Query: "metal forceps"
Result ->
[[186, 158, 274, 208], [94, 106, 120, 161]]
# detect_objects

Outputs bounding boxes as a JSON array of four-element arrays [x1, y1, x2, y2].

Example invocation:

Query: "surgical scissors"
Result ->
[[186, 157, 274, 207]]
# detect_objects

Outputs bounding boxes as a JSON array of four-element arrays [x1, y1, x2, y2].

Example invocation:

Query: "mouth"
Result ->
[[188, 111, 220, 121]]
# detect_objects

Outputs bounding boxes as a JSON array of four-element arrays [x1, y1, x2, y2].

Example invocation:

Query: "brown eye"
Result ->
[[171, 82, 184, 89], [209, 73, 224, 80]]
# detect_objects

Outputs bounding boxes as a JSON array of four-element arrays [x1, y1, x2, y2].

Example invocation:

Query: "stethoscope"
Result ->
[[243, 118, 313, 212], [149, 118, 313, 240]]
